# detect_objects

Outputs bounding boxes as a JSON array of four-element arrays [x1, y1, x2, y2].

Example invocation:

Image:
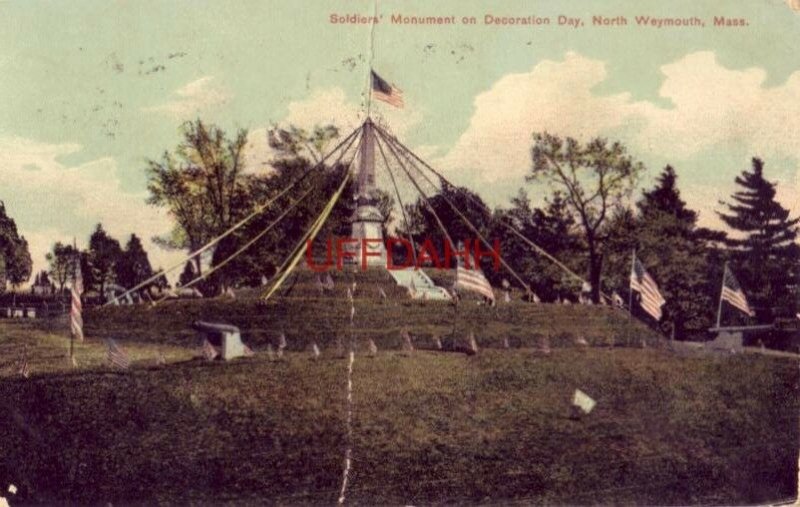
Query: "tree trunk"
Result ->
[[587, 234, 603, 303]]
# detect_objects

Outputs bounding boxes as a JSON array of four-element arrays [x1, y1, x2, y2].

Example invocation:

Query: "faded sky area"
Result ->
[[0, 0, 798, 282]]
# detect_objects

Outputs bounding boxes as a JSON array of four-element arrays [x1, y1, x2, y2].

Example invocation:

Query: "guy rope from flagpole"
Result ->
[[150, 182, 321, 306], [262, 167, 355, 301], [104, 126, 361, 306], [376, 123, 616, 305], [376, 126, 531, 296], [149, 129, 362, 305]]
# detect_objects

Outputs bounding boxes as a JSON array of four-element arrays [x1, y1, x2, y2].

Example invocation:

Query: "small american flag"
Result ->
[[721, 265, 754, 317], [17, 352, 30, 378], [70, 253, 84, 342], [630, 254, 665, 321], [201, 339, 219, 361], [401, 329, 414, 352], [106, 339, 131, 369], [456, 265, 495, 302], [371, 70, 404, 108], [243, 344, 255, 357]]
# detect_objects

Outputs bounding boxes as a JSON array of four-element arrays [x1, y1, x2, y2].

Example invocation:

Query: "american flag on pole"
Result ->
[[324, 273, 335, 291], [456, 264, 495, 302], [371, 70, 404, 108], [629, 254, 665, 321], [70, 253, 84, 342], [721, 265, 754, 317], [17, 352, 30, 378], [201, 339, 219, 361], [106, 339, 131, 369]]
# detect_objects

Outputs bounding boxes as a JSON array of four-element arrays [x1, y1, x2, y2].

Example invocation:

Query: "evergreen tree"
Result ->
[[632, 166, 716, 337], [179, 261, 196, 287], [116, 234, 153, 291], [718, 158, 799, 320]]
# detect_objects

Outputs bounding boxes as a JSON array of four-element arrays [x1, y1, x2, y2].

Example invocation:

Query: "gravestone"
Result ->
[[707, 330, 743, 353], [192, 321, 246, 360]]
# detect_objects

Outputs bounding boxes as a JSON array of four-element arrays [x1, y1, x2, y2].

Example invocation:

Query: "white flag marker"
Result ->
[[573, 389, 597, 414]]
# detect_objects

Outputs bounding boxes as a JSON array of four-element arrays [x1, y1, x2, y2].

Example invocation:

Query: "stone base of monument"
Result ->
[[192, 321, 246, 361]]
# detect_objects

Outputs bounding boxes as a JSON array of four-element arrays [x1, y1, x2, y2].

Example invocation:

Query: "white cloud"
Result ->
[[434, 50, 800, 225], [143, 76, 230, 119], [243, 87, 423, 174], [0, 136, 184, 286]]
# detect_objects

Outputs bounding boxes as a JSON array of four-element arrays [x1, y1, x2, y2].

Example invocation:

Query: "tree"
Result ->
[[0, 201, 32, 291], [528, 133, 643, 302], [87, 224, 122, 301], [630, 166, 716, 336], [6, 236, 32, 289], [178, 261, 196, 287], [146, 120, 250, 276], [46, 242, 79, 293], [152, 270, 170, 291], [116, 234, 153, 291], [209, 123, 388, 287], [491, 190, 584, 300], [396, 182, 492, 266], [717, 158, 800, 320]]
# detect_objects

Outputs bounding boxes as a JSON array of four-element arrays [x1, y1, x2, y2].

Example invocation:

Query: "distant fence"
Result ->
[[0, 303, 70, 320]]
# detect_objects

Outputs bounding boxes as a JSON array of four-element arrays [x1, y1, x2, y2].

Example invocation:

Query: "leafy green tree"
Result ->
[[115, 234, 154, 291], [0, 201, 32, 291], [396, 182, 492, 266], [211, 124, 392, 287], [46, 242, 79, 293], [718, 158, 800, 320], [87, 224, 122, 301], [6, 235, 32, 289], [491, 190, 584, 300], [146, 120, 250, 276], [528, 134, 643, 302]]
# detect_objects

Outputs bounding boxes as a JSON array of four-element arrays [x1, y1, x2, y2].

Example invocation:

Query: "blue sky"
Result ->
[[0, 0, 798, 281]]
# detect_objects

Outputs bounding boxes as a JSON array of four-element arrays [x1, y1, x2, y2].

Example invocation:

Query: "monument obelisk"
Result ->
[[350, 119, 387, 266]]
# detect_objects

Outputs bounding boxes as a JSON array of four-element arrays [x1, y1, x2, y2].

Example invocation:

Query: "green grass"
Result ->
[[2, 273, 798, 505]]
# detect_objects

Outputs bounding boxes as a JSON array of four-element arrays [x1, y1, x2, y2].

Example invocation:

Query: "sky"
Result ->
[[0, 0, 798, 284]]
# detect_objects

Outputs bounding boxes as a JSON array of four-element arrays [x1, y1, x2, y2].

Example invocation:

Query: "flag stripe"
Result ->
[[107, 340, 130, 369], [630, 256, 665, 320], [721, 267, 754, 317], [371, 71, 404, 108], [456, 266, 495, 300]]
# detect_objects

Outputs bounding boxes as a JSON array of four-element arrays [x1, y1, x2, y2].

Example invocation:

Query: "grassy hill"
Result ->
[[1, 267, 797, 505], [79, 268, 662, 351]]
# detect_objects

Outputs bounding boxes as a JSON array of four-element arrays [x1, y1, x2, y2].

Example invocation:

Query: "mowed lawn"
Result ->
[[1, 318, 798, 505]]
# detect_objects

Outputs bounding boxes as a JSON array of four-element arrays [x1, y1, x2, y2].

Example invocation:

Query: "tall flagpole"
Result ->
[[716, 262, 727, 328], [70, 237, 77, 363]]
